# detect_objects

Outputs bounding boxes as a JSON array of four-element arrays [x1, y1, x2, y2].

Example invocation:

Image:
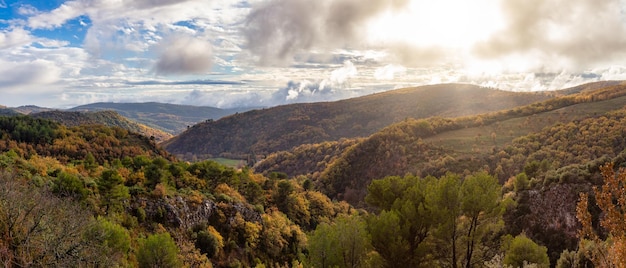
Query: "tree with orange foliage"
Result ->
[[576, 162, 626, 267]]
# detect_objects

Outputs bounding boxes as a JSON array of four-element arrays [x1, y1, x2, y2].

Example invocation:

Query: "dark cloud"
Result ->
[[474, 0, 626, 70], [154, 36, 213, 75], [244, 0, 409, 65], [130, 0, 194, 9]]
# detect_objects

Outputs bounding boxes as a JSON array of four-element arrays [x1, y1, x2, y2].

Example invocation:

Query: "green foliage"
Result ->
[[0, 115, 59, 144], [99, 169, 130, 213], [85, 217, 131, 266], [308, 214, 371, 268], [137, 232, 181, 268], [503, 234, 550, 268], [365, 175, 433, 267], [365, 172, 504, 267], [195, 230, 221, 258], [514, 173, 529, 192], [52, 171, 89, 200]]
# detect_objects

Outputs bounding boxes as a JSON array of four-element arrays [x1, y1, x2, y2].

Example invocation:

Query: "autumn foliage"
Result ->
[[577, 163, 626, 266]]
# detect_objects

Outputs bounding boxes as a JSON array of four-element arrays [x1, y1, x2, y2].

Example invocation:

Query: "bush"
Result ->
[[137, 232, 181, 268]]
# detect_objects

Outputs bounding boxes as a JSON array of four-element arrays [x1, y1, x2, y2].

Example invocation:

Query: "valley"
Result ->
[[0, 81, 625, 267]]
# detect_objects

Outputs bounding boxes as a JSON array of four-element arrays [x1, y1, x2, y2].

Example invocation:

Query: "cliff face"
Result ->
[[134, 196, 261, 229], [506, 183, 592, 262]]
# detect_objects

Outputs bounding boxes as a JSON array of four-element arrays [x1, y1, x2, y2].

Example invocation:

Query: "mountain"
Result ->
[[70, 102, 254, 134], [0, 105, 54, 115], [253, 81, 626, 263], [11, 105, 55, 114], [32, 110, 173, 142], [0, 108, 20, 116], [163, 84, 554, 159]]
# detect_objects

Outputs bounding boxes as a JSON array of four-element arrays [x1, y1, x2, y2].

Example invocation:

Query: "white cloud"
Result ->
[[0, 59, 61, 90], [374, 64, 406, 80], [330, 61, 357, 85], [0, 28, 34, 49]]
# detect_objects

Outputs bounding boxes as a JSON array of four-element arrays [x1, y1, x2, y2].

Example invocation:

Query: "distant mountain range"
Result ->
[[0, 102, 256, 142], [70, 102, 256, 134]]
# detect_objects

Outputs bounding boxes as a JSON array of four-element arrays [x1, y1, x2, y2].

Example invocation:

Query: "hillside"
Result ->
[[255, 81, 626, 263], [4, 83, 626, 266], [32, 110, 172, 142], [0, 115, 171, 163], [0, 115, 351, 267], [164, 84, 553, 159], [71, 102, 254, 134]]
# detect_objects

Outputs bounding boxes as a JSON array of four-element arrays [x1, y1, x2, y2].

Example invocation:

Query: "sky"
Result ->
[[2, 0, 626, 108]]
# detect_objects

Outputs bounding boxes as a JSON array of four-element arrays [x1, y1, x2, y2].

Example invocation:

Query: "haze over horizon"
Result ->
[[2, 0, 626, 108]]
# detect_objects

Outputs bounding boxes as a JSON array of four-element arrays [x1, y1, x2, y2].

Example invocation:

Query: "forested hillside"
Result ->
[[163, 84, 553, 160], [254, 81, 626, 264], [33, 110, 172, 142], [4, 82, 626, 267], [0, 115, 353, 267]]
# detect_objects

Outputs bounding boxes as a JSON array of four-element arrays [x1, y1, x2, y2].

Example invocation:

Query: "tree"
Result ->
[[423, 172, 504, 268], [577, 163, 626, 266], [137, 232, 181, 268], [503, 234, 550, 267], [308, 222, 339, 268], [308, 215, 371, 268], [426, 173, 462, 268], [0, 171, 105, 266], [84, 217, 131, 266], [459, 172, 504, 268], [98, 169, 130, 213], [365, 175, 433, 267]]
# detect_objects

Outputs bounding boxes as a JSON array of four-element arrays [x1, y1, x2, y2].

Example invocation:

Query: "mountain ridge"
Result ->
[[163, 83, 554, 159]]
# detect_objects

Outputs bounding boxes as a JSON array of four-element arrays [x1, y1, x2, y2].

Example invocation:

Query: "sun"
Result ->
[[366, 0, 505, 50]]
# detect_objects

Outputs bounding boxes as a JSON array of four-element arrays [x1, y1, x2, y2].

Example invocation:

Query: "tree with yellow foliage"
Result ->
[[576, 163, 626, 266]]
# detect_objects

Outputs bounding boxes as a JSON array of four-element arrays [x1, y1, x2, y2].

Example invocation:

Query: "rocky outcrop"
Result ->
[[133, 196, 261, 229]]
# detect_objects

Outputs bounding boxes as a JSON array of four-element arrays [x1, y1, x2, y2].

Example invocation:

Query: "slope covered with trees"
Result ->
[[163, 84, 553, 160], [254, 81, 626, 264], [5, 81, 626, 266], [316, 82, 626, 203], [33, 110, 172, 142]]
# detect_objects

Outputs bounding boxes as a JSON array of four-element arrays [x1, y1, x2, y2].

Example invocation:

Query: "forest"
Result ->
[[3, 82, 626, 267]]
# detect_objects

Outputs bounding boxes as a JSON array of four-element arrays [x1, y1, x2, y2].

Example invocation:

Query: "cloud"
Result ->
[[330, 60, 357, 85], [374, 64, 406, 80], [244, 0, 410, 65], [27, 1, 86, 29], [383, 43, 448, 67], [0, 59, 61, 89], [0, 0, 6, 8], [154, 36, 213, 75], [0, 28, 35, 49], [474, 0, 626, 72]]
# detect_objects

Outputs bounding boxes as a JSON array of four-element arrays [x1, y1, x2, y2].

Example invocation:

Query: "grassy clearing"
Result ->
[[425, 95, 626, 154], [209, 158, 246, 168]]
